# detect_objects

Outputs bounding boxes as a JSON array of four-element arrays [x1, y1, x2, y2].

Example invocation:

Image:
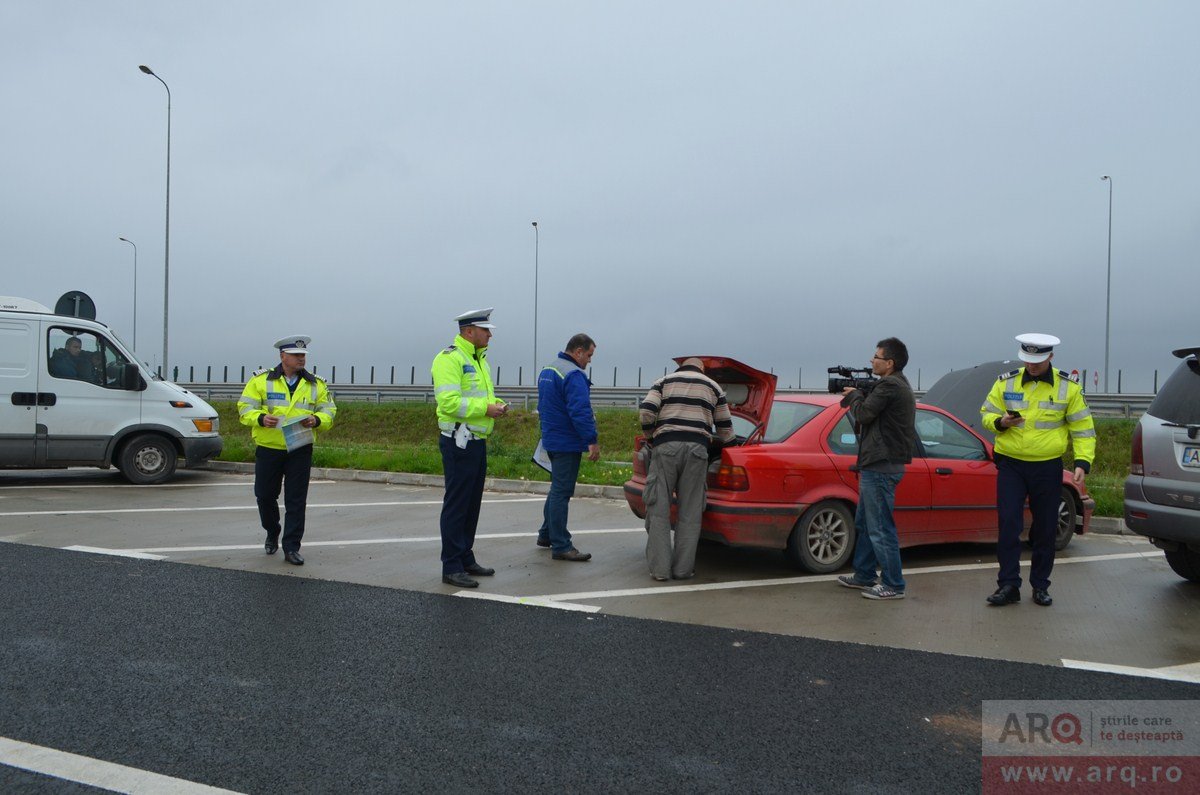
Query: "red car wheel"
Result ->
[[786, 500, 855, 573]]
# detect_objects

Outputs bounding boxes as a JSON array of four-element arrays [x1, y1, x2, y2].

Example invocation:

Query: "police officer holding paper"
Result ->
[[432, 308, 509, 588], [980, 333, 1095, 607], [238, 336, 337, 565]]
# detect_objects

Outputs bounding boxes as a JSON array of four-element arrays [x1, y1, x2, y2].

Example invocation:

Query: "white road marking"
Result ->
[[0, 735, 242, 794], [1060, 659, 1200, 684], [453, 591, 602, 612], [62, 546, 167, 560], [521, 551, 1159, 602], [0, 481, 333, 490], [0, 496, 545, 517], [108, 528, 647, 554]]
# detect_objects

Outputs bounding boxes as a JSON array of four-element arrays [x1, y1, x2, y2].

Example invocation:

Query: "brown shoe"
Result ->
[[552, 548, 592, 562]]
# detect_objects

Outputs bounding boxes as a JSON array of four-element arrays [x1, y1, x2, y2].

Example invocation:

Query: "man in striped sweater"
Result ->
[[638, 358, 736, 581]]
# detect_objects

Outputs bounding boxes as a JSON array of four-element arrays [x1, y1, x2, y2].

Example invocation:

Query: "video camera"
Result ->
[[827, 365, 879, 394]]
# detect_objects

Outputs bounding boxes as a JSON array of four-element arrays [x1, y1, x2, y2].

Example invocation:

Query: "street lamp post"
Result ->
[[532, 221, 539, 382], [139, 65, 171, 378], [118, 237, 137, 351], [1101, 175, 1113, 393]]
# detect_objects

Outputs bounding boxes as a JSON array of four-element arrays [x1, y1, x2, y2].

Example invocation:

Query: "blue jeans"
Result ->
[[852, 469, 905, 591], [538, 450, 582, 553]]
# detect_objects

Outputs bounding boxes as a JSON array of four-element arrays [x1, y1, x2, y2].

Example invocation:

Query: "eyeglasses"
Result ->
[[871, 355, 891, 362]]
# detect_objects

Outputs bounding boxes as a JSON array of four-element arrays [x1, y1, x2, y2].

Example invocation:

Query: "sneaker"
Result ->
[[837, 575, 877, 590], [862, 584, 905, 600]]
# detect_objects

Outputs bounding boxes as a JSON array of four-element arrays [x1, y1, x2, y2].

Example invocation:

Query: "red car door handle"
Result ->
[[935, 467, 952, 475]]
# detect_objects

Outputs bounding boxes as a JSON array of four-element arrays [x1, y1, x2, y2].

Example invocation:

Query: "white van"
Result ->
[[0, 296, 222, 484]]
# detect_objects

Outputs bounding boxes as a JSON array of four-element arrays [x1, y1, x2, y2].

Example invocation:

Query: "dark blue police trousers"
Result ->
[[254, 444, 313, 553], [439, 434, 486, 575], [995, 454, 1062, 590]]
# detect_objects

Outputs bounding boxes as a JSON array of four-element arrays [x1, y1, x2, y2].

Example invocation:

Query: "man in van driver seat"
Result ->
[[49, 336, 97, 382]]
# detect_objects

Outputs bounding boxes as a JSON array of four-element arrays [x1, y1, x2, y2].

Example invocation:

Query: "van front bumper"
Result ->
[[182, 435, 224, 468]]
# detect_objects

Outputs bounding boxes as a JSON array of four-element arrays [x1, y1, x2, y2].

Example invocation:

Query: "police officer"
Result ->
[[238, 336, 337, 565], [432, 309, 508, 588], [980, 333, 1095, 607]]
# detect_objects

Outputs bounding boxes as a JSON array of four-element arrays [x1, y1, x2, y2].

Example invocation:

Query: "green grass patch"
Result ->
[[213, 402, 1132, 515]]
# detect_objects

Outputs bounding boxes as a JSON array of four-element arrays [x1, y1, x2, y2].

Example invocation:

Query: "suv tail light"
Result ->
[[1130, 423, 1144, 475], [708, 464, 749, 491]]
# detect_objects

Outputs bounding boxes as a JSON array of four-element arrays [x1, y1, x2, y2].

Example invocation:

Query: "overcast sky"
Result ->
[[2, 1, 1195, 393]]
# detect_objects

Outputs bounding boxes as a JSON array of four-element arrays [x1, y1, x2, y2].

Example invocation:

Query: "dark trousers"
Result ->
[[439, 435, 486, 575], [995, 454, 1061, 590], [538, 450, 583, 553], [254, 444, 313, 553]]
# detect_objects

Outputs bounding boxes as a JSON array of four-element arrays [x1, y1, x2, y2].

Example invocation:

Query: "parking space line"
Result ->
[[1061, 659, 1200, 684], [521, 551, 1159, 602], [0, 496, 545, 518], [94, 527, 647, 554], [62, 546, 167, 560], [453, 591, 602, 613], [0, 481, 334, 490], [0, 735, 241, 794]]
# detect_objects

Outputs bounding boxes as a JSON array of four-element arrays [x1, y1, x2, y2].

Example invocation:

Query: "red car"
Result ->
[[624, 356, 1094, 573]]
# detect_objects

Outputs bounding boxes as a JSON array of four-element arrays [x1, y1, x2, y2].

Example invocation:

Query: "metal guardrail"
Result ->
[[180, 383, 1154, 418]]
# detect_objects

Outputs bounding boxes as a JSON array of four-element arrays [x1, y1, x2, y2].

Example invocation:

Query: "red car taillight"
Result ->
[[708, 464, 749, 491], [1130, 423, 1144, 475]]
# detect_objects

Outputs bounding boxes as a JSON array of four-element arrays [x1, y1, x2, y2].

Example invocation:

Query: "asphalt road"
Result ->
[[1, 468, 1199, 793]]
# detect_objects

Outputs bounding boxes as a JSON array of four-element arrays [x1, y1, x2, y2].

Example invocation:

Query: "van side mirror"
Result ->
[[122, 364, 145, 391]]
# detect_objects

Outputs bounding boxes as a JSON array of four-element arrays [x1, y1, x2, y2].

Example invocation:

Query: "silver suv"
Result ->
[[1125, 346, 1200, 581]]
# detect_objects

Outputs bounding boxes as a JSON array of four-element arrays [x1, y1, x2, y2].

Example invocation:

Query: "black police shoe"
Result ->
[[1032, 588, 1053, 607], [986, 585, 1021, 606], [283, 551, 304, 565], [464, 563, 495, 576], [442, 572, 479, 588]]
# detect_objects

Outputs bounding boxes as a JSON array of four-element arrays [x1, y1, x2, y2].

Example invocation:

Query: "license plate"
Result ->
[[1183, 446, 1200, 468]]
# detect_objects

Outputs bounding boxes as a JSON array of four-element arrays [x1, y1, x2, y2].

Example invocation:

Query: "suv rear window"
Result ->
[[1147, 355, 1200, 425]]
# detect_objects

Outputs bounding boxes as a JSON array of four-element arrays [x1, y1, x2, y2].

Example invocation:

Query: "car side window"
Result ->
[[47, 327, 131, 389], [826, 414, 858, 456], [915, 409, 987, 460], [1146, 356, 1200, 425]]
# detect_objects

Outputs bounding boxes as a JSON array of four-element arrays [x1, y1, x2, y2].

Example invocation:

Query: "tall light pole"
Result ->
[[532, 221, 539, 381], [118, 237, 137, 351], [139, 65, 170, 378], [1101, 175, 1113, 393]]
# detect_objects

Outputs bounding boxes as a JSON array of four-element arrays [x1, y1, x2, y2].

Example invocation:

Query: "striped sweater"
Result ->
[[639, 365, 736, 446]]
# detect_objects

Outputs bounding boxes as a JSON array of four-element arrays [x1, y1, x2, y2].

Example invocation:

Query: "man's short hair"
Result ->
[[66, 336, 82, 349], [565, 333, 595, 353], [876, 337, 909, 371]]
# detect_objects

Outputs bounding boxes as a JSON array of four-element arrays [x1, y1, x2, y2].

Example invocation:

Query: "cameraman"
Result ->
[[835, 337, 917, 601]]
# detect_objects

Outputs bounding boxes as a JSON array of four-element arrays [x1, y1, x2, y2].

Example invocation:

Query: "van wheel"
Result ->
[[1055, 487, 1078, 551], [786, 501, 855, 573], [118, 434, 178, 485], [1164, 547, 1200, 582]]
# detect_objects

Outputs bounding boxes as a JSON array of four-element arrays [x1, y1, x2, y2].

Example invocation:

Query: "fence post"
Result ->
[[1117, 369, 1122, 393], [223, 365, 228, 382], [206, 365, 211, 382], [1154, 370, 1158, 393], [917, 369, 921, 391], [613, 366, 617, 387], [637, 367, 641, 387], [390, 366, 395, 385], [410, 365, 415, 385], [189, 366, 194, 381], [798, 369, 802, 389], [370, 366, 375, 385], [240, 366, 245, 382], [1081, 370, 1087, 393], [331, 366, 336, 383]]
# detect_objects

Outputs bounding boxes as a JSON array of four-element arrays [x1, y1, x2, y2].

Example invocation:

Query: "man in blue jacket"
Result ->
[[536, 333, 599, 561]]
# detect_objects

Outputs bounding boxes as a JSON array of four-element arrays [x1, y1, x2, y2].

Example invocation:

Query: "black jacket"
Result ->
[[840, 372, 917, 469]]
